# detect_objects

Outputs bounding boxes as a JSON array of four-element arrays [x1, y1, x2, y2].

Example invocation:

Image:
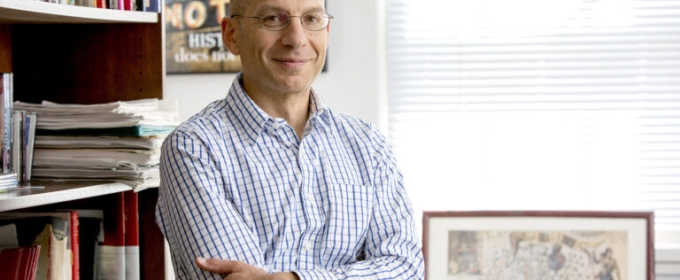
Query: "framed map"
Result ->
[[422, 211, 654, 280]]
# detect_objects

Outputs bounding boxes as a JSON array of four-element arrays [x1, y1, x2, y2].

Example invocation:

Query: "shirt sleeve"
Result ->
[[155, 129, 268, 280], [293, 126, 426, 280]]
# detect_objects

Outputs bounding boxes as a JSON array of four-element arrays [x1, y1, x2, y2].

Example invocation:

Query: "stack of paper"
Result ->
[[14, 98, 178, 135], [13, 99, 179, 191]]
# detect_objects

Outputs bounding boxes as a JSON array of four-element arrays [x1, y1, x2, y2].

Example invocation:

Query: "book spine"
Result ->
[[124, 191, 139, 280], [0, 246, 23, 279], [22, 245, 41, 280], [97, 192, 126, 280], [74, 209, 103, 280], [0, 73, 12, 174], [31, 217, 69, 280], [11, 110, 22, 180], [69, 211, 80, 280], [147, 0, 158, 12], [23, 111, 37, 181]]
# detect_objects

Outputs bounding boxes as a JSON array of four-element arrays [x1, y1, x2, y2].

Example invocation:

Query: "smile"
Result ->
[[274, 58, 309, 68]]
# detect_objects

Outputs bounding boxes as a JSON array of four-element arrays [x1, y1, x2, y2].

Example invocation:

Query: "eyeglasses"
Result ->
[[231, 12, 334, 31]]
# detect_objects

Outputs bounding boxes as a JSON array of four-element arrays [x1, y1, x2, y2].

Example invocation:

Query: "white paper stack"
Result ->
[[13, 99, 179, 191], [14, 98, 179, 130]]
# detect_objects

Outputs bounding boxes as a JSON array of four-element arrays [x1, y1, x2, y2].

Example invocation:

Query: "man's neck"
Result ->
[[246, 88, 311, 139]]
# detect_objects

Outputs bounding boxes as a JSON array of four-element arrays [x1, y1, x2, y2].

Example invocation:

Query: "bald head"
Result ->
[[228, 0, 247, 16], [229, 0, 327, 16]]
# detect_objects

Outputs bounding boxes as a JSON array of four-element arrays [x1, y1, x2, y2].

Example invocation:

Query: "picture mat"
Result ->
[[426, 216, 647, 280]]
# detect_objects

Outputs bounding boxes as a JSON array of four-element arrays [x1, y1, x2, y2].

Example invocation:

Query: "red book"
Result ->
[[0, 245, 40, 280], [68, 211, 80, 280], [98, 192, 126, 280], [124, 191, 140, 280], [0, 213, 71, 279], [19, 245, 41, 280], [0, 247, 23, 280]]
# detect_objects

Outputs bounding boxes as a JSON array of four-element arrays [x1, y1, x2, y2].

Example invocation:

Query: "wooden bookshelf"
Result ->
[[0, 2, 166, 279], [0, 0, 157, 23]]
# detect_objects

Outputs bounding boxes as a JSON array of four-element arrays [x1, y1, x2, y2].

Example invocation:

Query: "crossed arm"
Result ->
[[156, 129, 425, 279], [196, 258, 299, 280]]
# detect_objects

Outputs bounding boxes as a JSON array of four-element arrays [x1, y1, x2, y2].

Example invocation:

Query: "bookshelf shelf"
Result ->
[[0, 0, 166, 278], [0, 0, 158, 24], [0, 181, 133, 212]]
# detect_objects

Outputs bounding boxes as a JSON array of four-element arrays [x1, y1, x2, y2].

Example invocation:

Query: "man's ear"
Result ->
[[221, 17, 240, 55]]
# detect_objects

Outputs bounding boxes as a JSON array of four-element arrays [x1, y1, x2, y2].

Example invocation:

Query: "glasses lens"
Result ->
[[257, 12, 332, 31], [301, 13, 327, 31], [260, 12, 289, 30]]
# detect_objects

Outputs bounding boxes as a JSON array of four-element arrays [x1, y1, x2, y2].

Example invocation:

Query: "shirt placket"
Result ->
[[295, 127, 324, 270]]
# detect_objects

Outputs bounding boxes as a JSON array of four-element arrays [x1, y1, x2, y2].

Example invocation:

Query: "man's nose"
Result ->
[[280, 17, 306, 48]]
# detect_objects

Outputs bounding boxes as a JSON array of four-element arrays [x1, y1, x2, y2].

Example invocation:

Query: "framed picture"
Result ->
[[165, 0, 241, 74], [422, 211, 654, 280], [164, 0, 329, 74]]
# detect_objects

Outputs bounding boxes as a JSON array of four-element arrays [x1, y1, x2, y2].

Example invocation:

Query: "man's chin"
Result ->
[[274, 75, 314, 93]]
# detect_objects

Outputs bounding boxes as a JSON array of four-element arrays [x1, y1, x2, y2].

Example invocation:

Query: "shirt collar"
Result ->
[[226, 73, 332, 146]]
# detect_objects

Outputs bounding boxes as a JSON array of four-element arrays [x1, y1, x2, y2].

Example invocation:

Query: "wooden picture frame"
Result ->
[[165, 0, 241, 74], [422, 211, 654, 280], [164, 0, 329, 74]]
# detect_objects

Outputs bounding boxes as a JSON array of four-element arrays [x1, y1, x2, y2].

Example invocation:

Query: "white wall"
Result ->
[[164, 0, 388, 133], [163, 2, 680, 277]]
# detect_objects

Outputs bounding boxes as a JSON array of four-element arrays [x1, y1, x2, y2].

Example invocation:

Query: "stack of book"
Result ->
[[13, 98, 179, 191], [0, 245, 41, 280], [1, 72, 37, 190], [0, 196, 138, 280]]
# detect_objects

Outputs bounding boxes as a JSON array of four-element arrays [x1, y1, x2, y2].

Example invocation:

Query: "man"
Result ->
[[155, 0, 425, 279]]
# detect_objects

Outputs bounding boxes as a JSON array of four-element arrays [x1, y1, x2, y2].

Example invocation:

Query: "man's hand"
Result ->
[[195, 257, 300, 280]]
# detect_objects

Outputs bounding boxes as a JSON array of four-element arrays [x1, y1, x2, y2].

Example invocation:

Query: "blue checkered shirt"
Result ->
[[155, 74, 424, 279]]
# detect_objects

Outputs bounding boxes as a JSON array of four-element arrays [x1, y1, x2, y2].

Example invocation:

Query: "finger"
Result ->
[[195, 257, 238, 274]]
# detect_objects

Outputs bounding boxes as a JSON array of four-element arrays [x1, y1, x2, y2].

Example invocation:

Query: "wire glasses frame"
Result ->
[[231, 12, 334, 31]]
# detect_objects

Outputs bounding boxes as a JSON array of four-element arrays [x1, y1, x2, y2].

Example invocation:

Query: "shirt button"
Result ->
[[272, 122, 280, 129], [306, 193, 313, 201], [303, 241, 312, 251]]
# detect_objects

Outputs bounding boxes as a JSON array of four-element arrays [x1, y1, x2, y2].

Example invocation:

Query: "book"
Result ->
[[0, 245, 22, 278], [11, 110, 22, 181], [33, 219, 69, 280], [0, 222, 18, 248], [1, 73, 12, 173], [68, 211, 80, 280], [0, 245, 41, 280], [0, 212, 79, 280], [146, 0, 160, 12], [73, 210, 103, 280], [123, 191, 139, 280], [9, 110, 38, 182], [97, 192, 125, 280], [0, 214, 71, 280], [122, 0, 132, 10], [22, 111, 37, 182], [23, 245, 41, 280]]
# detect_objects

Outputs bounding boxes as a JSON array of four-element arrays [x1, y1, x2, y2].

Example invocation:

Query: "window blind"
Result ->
[[386, 0, 680, 236]]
